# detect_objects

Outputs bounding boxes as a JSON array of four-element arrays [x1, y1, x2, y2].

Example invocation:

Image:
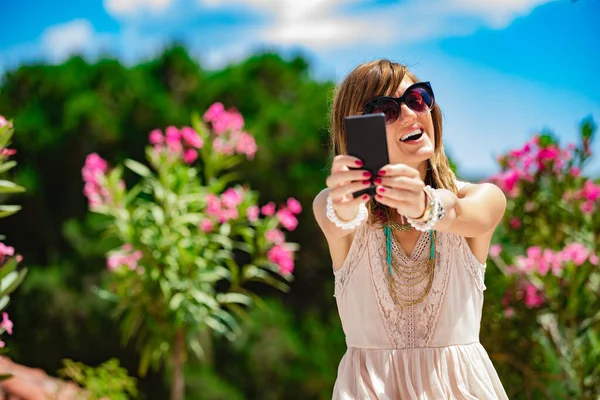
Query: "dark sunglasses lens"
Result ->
[[406, 87, 433, 113], [365, 98, 399, 124]]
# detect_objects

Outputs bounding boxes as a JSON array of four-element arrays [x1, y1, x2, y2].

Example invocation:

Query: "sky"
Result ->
[[1, 0, 599, 178]]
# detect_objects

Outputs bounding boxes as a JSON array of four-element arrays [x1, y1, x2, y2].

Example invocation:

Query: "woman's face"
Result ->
[[384, 77, 435, 171]]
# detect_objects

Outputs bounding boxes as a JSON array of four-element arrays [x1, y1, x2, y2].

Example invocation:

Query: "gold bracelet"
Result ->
[[412, 188, 434, 222]]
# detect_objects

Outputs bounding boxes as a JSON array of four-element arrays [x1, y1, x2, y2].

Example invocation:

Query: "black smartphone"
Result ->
[[344, 113, 389, 198]]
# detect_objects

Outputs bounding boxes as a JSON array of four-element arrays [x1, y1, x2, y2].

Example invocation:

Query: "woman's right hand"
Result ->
[[325, 155, 372, 221]]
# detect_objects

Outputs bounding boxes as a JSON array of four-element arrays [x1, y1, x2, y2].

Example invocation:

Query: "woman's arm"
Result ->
[[433, 183, 507, 238], [372, 164, 506, 238]]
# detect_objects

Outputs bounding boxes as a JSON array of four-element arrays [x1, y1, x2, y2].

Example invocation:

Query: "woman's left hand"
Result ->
[[373, 164, 427, 219]]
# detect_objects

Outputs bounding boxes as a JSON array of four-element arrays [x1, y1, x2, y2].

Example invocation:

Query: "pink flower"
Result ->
[[286, 198, 302, 214], [503, 307, 515, 318], [203, 102, 225, 122], [580, 180, 600, 202], [590, 254, 598, 265], [246, 205, 260, 222], [235, 132, 257, 159], [221, 188, 244, 209], [0, 243, 15, 257], [267, 245, 294, 275], [181, 127, 204, 149], [510, 217, 521, 229], [200, 219, 214, 233], [277, 209, 298, 231], [0, 340, 4, 348], [0, 116, 7, 128], [165, 126, 181, 143], [526, 246, 542, 259], [107, 244, 142, 271], [561, 243, 589, 266], [523, 283, 544, 308], [0, 148, 16, 157], [503, 169, 520, 193], [265, 229, 285, 245], [218, 208, 239, 223], [581, 201, 594, 214], [206, 194, 221, 216], [107, 253, 124, 270], [213, 138, 235, 155], [489, 244, 502, 258], [211, 110, 245, 135], [83, 153, 108, 180], [183, 149, 198, 164], [537, 146, 560, 163], [149, 129, 164, 145], [1, 313, 13, 335], [165, 126, 182, 152], [261, 202, 276, 216]]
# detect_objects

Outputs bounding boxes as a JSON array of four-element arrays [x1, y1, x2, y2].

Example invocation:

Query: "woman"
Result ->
[[312, 59, 509, 399]]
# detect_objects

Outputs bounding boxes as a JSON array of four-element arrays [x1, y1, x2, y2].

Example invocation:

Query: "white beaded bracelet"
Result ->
[[406, 186, 445, 232], [326, 196, 368, 230]]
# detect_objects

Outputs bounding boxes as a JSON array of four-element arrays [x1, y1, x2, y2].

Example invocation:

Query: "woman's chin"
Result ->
[[390, 148, 434, 165]]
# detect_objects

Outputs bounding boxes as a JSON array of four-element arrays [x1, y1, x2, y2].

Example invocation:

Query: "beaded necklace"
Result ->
[[383, 223, 436, 307]]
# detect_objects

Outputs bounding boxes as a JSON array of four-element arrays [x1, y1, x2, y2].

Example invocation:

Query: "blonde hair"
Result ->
[[329, 59, 457, 224]]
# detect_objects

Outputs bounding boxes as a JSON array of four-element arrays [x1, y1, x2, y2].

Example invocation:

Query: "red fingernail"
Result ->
[[376, 194, 383, 199], [378, 187, 385, 193], [362, 195, 369, 200], [363, 171, 371, 177], [362, 180, 370, 185], [378, 170, 386, 175], [373, 178, 382, 184], [355, 160, 364, 166]]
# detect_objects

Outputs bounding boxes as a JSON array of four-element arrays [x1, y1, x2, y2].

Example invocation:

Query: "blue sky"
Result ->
[[1, 0, 599, 178]]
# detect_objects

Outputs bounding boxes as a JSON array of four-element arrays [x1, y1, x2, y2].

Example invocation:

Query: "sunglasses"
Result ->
[[363, 81, 435, 125]]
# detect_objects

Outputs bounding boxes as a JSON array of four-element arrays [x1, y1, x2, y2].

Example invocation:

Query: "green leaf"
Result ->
[[92, 286, 119, 303], [242, 266, 289, 292], [190, 289, 220, 309], [0, 296, 10, 312], [0, 161, 17, 174], [189, 338, 205, 360], [212, 234, 233, 250], [0, 205, 21, 219], [124, 159, 153, 178], [0, 269, 27, 297], [216, 292, 252, 306], [0, 258, 18, 280], [0, 180, 25, 194], [170, 293, 185, 310]]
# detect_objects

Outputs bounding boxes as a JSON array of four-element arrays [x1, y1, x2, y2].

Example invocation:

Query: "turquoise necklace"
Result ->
[[383, 225, 436, 276]]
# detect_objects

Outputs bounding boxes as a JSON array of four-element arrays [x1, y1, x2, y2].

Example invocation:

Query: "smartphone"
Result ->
[[344, 113, 389, 198]]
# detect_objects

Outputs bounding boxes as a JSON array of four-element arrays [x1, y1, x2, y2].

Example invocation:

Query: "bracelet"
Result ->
[[326, 196, 368, 230], [406, 186, 445, 232], [413, 188, 435, 222]]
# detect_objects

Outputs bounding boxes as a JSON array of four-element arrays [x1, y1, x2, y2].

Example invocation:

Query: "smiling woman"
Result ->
[[313, 59, 508, 400]]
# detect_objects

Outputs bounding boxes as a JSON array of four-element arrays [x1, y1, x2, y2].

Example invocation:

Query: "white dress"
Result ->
[[331, 216, 509, 399]]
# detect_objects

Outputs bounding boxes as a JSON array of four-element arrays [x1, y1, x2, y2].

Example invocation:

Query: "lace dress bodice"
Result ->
[[334, 225, 487, 350]]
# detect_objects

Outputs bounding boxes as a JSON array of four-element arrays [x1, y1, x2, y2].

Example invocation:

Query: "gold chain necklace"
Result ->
[[384, 225, 436, 308], [387, 219, 414, 231]]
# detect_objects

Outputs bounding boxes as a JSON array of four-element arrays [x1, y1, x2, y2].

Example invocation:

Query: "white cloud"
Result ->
[[41, 19, 96, 62], [104, 0, 174, 17], [198, 0, 556, 49]]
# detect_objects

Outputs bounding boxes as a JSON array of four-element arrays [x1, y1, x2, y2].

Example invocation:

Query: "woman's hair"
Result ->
[[329, 59, 457, 224]]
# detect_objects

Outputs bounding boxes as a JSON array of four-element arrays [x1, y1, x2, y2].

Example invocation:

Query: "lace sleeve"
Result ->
[[333, 224, 369, 298]]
